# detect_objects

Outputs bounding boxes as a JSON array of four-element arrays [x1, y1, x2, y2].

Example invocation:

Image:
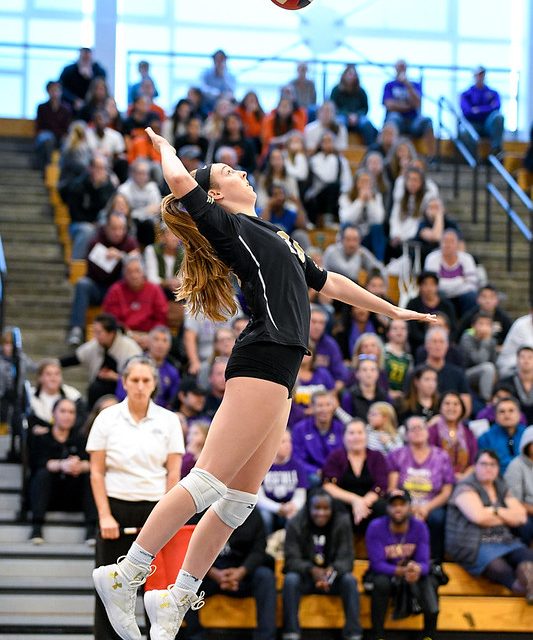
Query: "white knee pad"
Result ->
[[212, 488, 258, 529], [179, 467, 227, 513]]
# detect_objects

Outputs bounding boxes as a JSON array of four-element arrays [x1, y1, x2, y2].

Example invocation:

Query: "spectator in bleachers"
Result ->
[[456, 284, 512, 347], [367, 121, 399, 159], [61, 313, 142, 407], [414, 195, 460, 260], [198, 327, 235, 390], [424, 229, 479, 316], [67, 210, 138, 347], [28, 358, 84, 434], [460, 66, 504, 155], [186, 86, 208, 121], [174, 379, 208, 428], [335, 308, 376, 361], [291, 390, 345, 485], [283, 488, 362, 640], [384, 136, 417, 184], [174, 116, 209, 163], [58, 121, 92, 191], [200, 49, 236, 109], [388, 415, 454, 562], [186, 507, 277, 640], [260, 184, 308, 240], [214, 113, 257, 174], [309, 305, 349, 390], [399, 364, 439, 425], [236, 91, 265, 155], [0, 328, 35, 435], [323, 225, 384, 285], [64, 153, 116, 260], [203, 356, 227, 419], [128, 60, 159, 105], [29, 398, 95, 544], [104, 96, 124, 134], [446, 449, 533, 602], [163, 98, 192, 144], [406, 271, 456, 354], [366, 401, 403, 454], [85, 108, 128, 183], [135, 77, 166, 124], [365, 489, 440, 640], [81, 394, 118, 438], [382, 59, 435, 157], [260, 96, 306, 161], [256, 147, 300, 210], [524, 122, 533, 172], [429, 392, 477, 481], [288, 62, 317, 113], [323, 418, 387, 531], [117, 158, 162, 248], [77, 76, 109, 124], [384, 319, 413, 401], [388, 166, 433, 259], [497, 310, 533, 378], [330, 63, 377, 145], [180, 419, 210, 478], [342, 354, 389, 421], [35, 80, 72, 171], [478, 397, 527, 473], [361, 151, 392, 214], [505, 426, 533, 546], [293, 347, 335, 413], [459, 311, 498, 403], [116, 326, 179, 410], [339, 169, 386, 261], [305, 131, 352, 225], [144, 222, 184, 299], [303, 101, 348, 154], [392, 159, 439, 203], [284, 132, 310, 200], [126, 113, 164, 176], [122, 94, 151, 139], [257, 429, 307, 534], [352, 332, 389, 385], [418, 326, 471, 416], [86, 355, 184, 638], [59, 47, 106, 112], [475, 382, 527, 425], [102, 255, 168, 349], [499, 346, 533, 425]]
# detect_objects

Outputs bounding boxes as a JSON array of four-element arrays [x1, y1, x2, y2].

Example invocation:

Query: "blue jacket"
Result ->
[[478, 422, 527, 472]]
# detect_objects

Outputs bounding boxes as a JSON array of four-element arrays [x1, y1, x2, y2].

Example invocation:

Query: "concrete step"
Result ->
[[4, 244, 63, 261], [1, 228, 59, 242], [2, 636, 93, 640], [0, 523, 89, 544], [0, 492, 21, 510], [0, 556, 93, 578], [0, 464, 22, 489], [0, 541, 94, 558], [0, 575, 93, 590]]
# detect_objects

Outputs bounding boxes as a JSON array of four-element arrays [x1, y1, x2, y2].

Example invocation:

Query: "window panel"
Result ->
[[0, 17, 24, 42], [0, 75, 22, 117], [458, 0, 511, 40], [28, 18, 89, 46], [118, 0, 167, 18]]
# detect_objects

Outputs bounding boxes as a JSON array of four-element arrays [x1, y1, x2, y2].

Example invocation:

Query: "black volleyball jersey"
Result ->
[[180, 186, 328, 351]]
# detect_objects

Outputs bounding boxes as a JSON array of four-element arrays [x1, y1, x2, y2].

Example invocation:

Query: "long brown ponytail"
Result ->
[[161, 194, 238, 322]]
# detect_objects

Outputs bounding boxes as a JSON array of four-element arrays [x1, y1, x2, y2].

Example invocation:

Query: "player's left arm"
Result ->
[[321, 270, 436, 323]]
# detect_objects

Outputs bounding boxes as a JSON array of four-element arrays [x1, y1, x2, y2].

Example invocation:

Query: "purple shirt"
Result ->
[[315, 333, 350, 383], [293, 368, 335, 409], [262, 457, 308, 503], [291, 416, 345, 476], [460, 84, 500, 122], [322, 446, 388, 496], [382, 79, 422, 119], [387, 445, 455, 505], [348, 320, 376, 356], [116, 359, 180, 409], [180, 451, 196, 478], [366, 516, 430, 576]]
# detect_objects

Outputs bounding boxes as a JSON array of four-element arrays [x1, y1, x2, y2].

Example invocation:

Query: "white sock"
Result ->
[[173, 569, 202, 594], [120, 542, 155, 580]]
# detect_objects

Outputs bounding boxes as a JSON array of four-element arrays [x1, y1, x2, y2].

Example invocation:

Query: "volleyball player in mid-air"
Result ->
[[93, 126, 436, 640]]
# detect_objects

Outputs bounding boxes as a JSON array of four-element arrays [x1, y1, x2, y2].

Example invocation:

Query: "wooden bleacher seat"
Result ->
[[69, 260, 87, 285], [199, 559, 533, 632], [308, 227, 337, 251]]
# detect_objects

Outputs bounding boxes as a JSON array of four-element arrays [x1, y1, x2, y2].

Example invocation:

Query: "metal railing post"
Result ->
[[506, 206, 512, 272], [453, 147, 459, 199], [472, 164, 478, 224], [485, 165, 492, 242]]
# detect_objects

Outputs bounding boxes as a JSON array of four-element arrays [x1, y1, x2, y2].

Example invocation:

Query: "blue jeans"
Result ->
[[338, 114, 378, 145], [427, 506, 447, 562], [362, 224, 386, 262], [470, 111, 504, 151], [385, 112, 433, 138], [283, 571, 362, 638], [69, 222, 97, 259], [69, 276, 108, 329], [34, 130, 57, 171]]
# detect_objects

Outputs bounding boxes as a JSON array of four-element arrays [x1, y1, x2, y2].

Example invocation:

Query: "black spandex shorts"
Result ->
[[225, 341, 306, 397]]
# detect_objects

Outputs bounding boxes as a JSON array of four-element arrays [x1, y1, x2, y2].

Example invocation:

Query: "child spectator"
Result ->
[[283, 488, 363, 640], [459, 311, 498, 402], [365, 489, 439, 640], [456, 284, 512, 347], [478, 397, 527, 473], [180, 419, 210, 478], [429, 392, 478, 481], [341, 354, 389, 421], [366, 401, 403, 454], [323, 418, 388, 531], [257, 430, 308, 534], [384, 319, 413, 400]]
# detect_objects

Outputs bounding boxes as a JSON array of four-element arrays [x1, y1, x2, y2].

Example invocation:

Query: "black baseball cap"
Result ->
[[386, 489, 412, 505]]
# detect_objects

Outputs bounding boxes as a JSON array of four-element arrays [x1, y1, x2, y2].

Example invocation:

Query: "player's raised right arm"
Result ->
[[146, 126, 197, 199]]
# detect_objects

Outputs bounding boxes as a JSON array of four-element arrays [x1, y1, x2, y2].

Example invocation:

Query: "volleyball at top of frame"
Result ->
[[270, 0, 314, 10]]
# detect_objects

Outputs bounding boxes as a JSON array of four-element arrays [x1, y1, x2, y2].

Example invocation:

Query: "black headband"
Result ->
[[195, 164, 212, 193]]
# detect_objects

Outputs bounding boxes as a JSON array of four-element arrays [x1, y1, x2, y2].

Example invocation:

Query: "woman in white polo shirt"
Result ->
[[86, 355, 184, 640]]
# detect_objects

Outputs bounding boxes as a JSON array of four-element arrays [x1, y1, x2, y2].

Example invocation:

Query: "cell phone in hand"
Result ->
[[326, 570, 338, 585]]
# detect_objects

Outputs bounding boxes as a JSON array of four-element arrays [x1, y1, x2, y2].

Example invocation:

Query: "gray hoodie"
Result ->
[[504, 425, 533, 505]]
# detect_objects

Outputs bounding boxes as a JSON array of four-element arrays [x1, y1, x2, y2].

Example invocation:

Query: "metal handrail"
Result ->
[[0, 235, 6, 336]]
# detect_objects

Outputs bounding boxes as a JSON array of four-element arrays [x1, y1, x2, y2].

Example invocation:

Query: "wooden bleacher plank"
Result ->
[[308, 227, 337, 251], [69, 260, 87, 285], [0, 117, 34, 138]]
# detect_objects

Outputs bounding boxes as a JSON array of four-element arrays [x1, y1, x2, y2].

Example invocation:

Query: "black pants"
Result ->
[[369, 573, 439, 639], [29, 468, 96, 526], [94, 497, 157, 640]]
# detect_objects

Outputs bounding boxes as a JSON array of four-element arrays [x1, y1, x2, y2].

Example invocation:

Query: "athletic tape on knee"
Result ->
[[179, 467, 227, 513], [212, 488, 258, 529]]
